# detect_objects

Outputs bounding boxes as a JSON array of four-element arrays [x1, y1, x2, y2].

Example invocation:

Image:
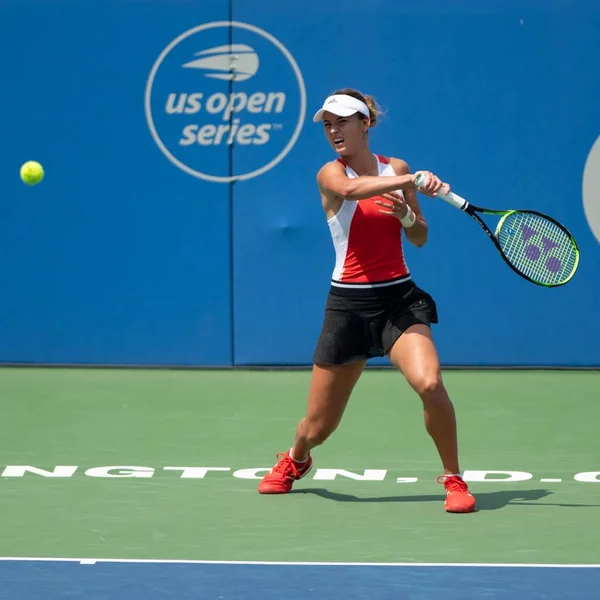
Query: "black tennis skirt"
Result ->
[[313, 277, 438, 366]]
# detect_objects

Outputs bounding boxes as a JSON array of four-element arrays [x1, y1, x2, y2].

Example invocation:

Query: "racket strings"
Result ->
[[496, 212, 577, 285]]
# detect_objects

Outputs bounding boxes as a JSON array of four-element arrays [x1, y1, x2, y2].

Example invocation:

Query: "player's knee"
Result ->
[[412, 373, 445, 401]]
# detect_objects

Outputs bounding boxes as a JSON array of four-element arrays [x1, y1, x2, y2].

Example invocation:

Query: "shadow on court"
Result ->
[[292, 488, 600, 511]]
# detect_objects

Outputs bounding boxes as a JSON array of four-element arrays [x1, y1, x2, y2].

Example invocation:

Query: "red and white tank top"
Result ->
[[327, 154, 410, 288]]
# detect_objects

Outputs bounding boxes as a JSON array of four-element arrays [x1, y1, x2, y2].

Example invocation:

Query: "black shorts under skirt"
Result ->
[[312, 279, 438, 366]]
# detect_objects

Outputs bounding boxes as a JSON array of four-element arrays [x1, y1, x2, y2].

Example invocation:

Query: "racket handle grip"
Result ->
[[414, 173, 468, 210]]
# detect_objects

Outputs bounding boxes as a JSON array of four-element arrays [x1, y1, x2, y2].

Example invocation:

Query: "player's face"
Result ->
[[321, 112, 369, 155]]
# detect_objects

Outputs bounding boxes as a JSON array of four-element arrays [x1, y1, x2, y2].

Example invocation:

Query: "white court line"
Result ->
[[0, 557, 599, 568]]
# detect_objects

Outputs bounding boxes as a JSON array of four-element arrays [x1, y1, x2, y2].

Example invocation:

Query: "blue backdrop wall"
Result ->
[[1, 0, 599, 367]]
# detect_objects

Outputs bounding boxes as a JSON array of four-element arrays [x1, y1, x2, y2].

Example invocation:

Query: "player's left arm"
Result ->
[[389, 157, 428, 247]]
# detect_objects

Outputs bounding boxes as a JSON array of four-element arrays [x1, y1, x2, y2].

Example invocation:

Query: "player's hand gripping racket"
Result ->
[[414, 174, 580, 287]]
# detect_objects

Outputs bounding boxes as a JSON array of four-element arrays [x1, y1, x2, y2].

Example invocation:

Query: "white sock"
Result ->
[[289, 448, 308, 463]]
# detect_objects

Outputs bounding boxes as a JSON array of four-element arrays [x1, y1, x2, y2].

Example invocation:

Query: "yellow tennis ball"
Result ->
[[20, 161, 44, 186]]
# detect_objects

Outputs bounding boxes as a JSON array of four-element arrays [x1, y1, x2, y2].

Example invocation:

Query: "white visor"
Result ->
[[312, 94, 370, 123]]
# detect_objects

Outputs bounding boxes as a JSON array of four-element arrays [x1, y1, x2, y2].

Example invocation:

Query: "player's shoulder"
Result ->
[[386, 156, 411, 175], [316, 158, 346, 184], [319, 157, 346, 172]]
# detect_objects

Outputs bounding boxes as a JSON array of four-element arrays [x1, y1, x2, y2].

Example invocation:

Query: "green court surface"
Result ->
[[0, 367, 598, 565]]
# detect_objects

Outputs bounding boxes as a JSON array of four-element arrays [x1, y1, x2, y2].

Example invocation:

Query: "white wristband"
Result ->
[[400, 206, 416, 228]]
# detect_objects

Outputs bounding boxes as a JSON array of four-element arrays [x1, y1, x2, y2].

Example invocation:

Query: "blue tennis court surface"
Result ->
[[2, 559, 599, 599]]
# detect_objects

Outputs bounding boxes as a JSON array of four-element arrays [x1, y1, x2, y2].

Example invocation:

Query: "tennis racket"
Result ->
[[414, 174, 580, 287]]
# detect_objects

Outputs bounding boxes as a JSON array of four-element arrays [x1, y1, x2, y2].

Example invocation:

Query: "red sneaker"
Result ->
[[437, 475, 477, 513], [258, 450, 313, 494]]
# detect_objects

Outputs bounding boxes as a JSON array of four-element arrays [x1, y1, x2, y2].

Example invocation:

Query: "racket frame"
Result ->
[[413, 174, 580, 287], [462, 203, 579, 287]]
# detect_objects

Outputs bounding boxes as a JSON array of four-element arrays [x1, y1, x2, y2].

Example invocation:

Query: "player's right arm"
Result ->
[[316, 160, 444, 201]]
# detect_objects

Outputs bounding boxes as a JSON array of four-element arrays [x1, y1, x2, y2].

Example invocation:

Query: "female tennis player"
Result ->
[[258, 89, 476, 513]]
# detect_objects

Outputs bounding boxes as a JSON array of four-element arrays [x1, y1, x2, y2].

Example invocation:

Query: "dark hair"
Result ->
[[332, 88, 383, 127]]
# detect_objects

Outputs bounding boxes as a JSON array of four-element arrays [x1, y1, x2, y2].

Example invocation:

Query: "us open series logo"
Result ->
[[145, 21, 307, 183]]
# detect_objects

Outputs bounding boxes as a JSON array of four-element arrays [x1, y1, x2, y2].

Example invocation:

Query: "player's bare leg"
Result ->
[[258, 361, 365, 493], [292, 361, 365, 460], [388, 324, 476, 513]]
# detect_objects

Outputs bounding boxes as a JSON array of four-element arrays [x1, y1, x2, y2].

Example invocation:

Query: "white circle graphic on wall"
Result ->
[[583, 135, 600, 243], [145, 21, 307, 183]]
